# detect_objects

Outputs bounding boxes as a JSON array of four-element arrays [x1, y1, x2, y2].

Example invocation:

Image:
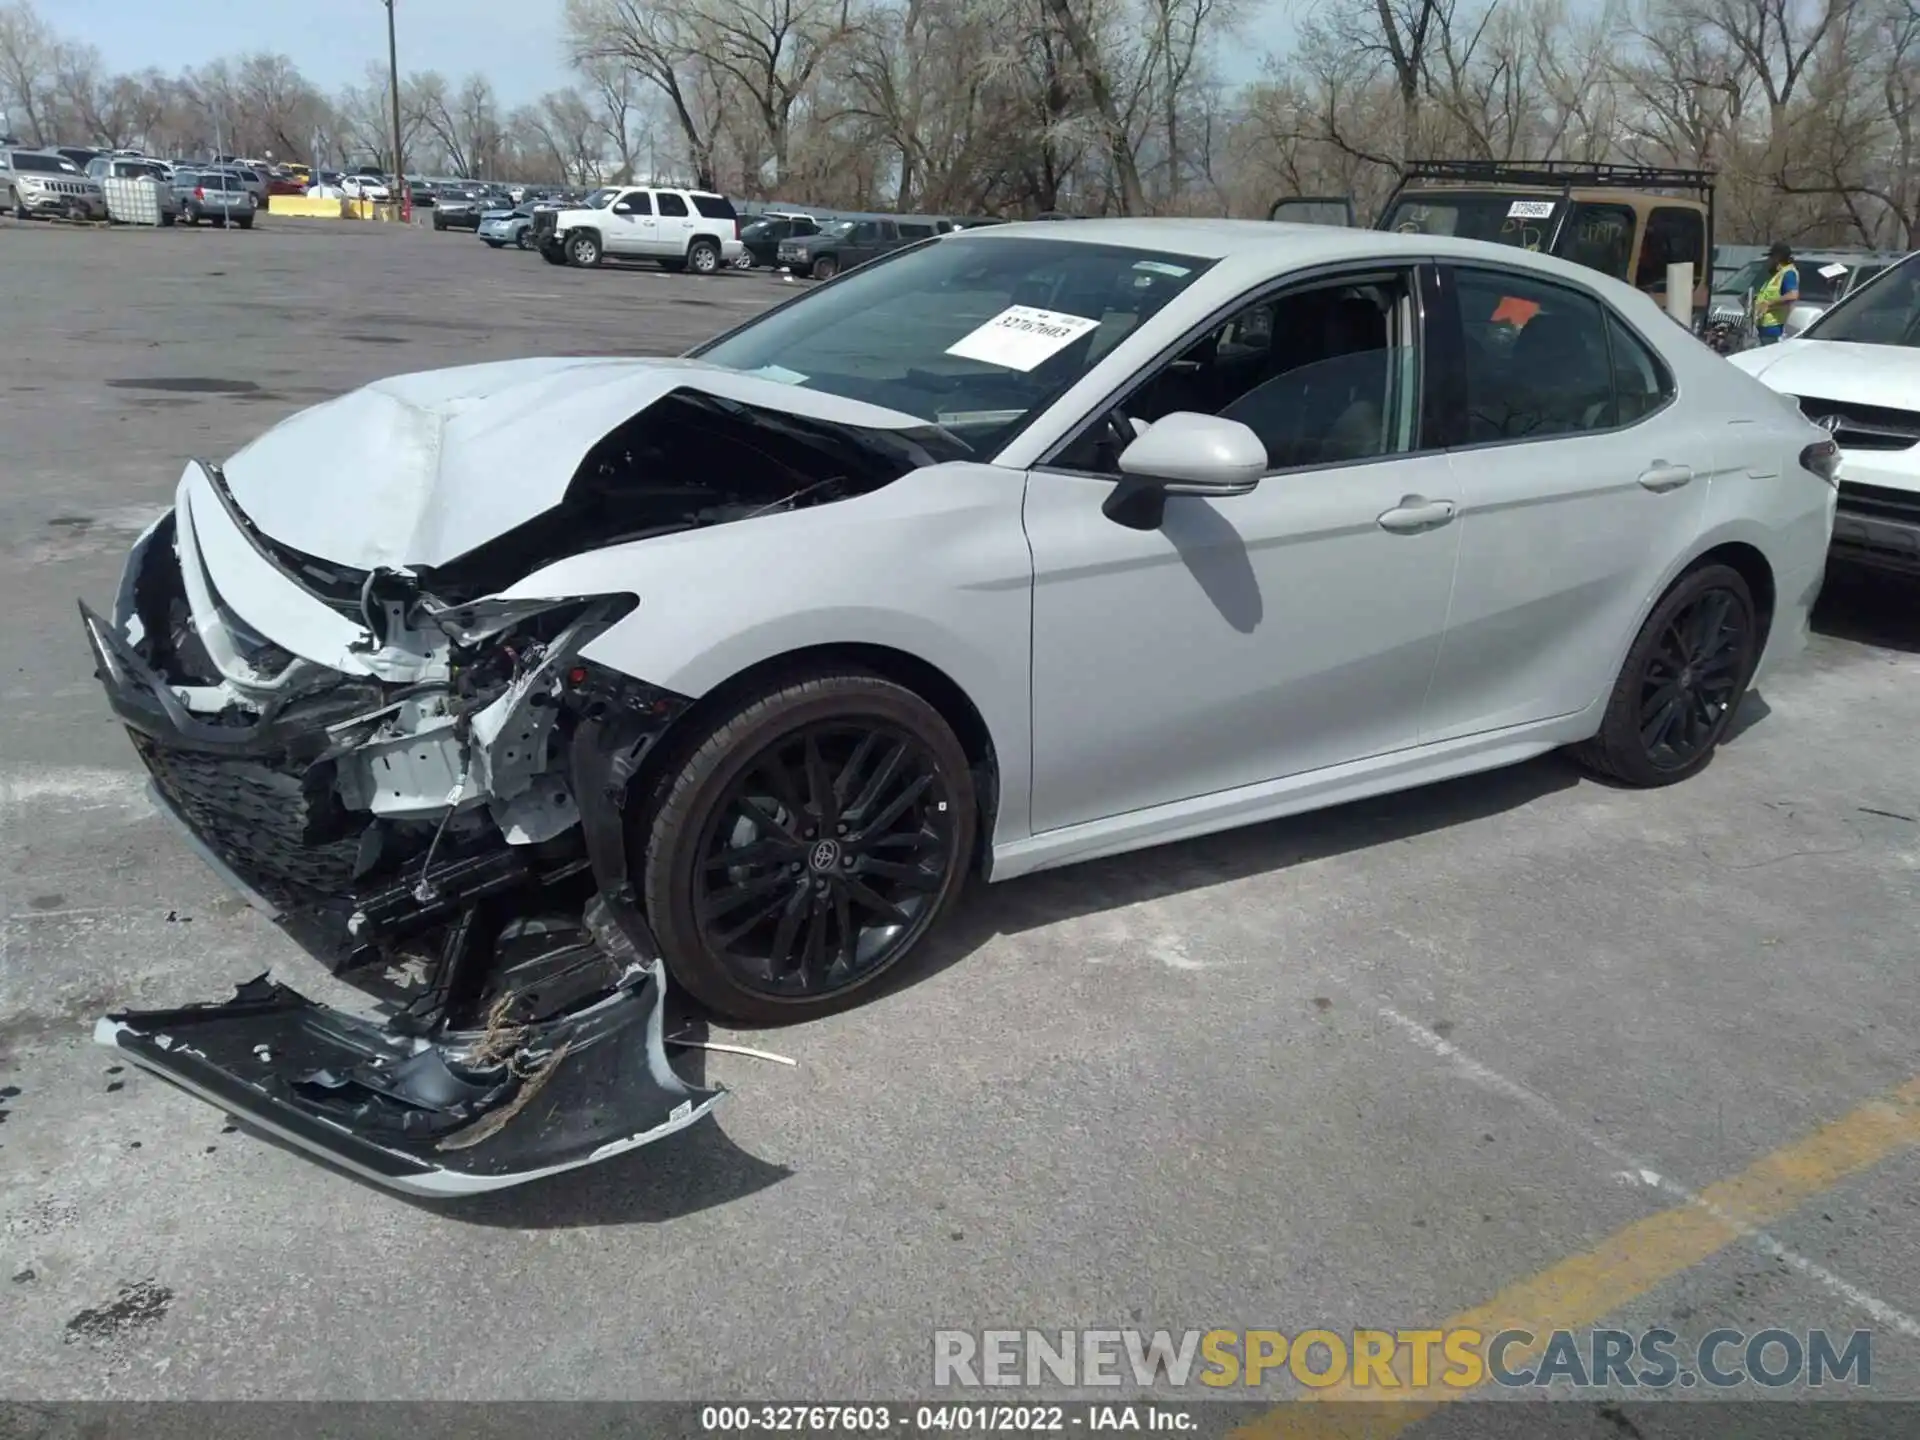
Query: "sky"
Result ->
[[57, 0, 577, 100], [54, 0, 1284, 105]]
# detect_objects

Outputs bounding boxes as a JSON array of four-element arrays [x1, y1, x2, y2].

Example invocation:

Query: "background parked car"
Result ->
[[477, 200, 548, 249], [342, 175, 390, 201], [173, 167, 256, 227], [2, 147, 106, 219], [85, 153, 181, 223], [432, 184, 497, 231], [738, 211, 819, 267], [777, 216, 934, 279], [537, 185, 745, 272]]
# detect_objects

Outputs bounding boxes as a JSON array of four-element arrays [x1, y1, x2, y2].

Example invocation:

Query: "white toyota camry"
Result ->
[[83, 219, 1837, 1195]]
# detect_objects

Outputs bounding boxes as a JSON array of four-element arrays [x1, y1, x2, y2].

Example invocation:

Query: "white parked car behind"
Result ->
[[1732, 250, 1920, 575], [536, 183, 746, 272], [341, 175, 390, 201], [82, 219, 1836, 1196]]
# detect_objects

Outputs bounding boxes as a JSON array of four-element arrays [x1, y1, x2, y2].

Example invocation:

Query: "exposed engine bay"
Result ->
[[81, 378, 953, 1195]]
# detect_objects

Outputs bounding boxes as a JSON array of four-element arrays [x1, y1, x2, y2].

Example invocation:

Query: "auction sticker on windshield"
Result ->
[[946, 306, 1100, 371], [1507, 199, 1556, 219]]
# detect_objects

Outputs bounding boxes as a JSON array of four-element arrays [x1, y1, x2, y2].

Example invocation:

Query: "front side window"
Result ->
[[655, 191, 689, 217], [617, 191, 652, 215], [693, 236, 1215, 455], [1806, 252, 1920, 348], [1054, 271, 1420, 474], [851, 221, 879, 243], [1454, 268, 1619, 441]]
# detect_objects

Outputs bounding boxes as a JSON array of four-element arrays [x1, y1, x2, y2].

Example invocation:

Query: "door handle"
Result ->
[[1376, 496, 1458, 533], [1638, 462, 1694, 492]]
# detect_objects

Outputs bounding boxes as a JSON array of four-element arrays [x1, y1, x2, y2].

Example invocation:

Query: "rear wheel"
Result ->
[[236, 216, 252, 230], [567, 231, 602, 267], [641, 672, 977, 1024], [1569, 563, 1760, 787], [688, 238, 721, 274], [812, 254, 839, 281]]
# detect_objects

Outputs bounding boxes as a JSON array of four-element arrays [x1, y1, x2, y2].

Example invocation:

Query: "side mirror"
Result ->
[[1104, 412, 1266, 530], [611, 202, 633, 214]]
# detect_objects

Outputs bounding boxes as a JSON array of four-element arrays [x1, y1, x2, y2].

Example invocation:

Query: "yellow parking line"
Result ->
[[1233, 1076, 1920, 1440]]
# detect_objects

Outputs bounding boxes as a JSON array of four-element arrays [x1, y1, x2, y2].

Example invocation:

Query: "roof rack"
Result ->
[[1401, 159, 1714, 196]]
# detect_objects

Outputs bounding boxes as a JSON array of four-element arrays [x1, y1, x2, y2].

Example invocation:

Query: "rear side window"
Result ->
[[1454, 267, 1619, 442], [898, 222, 934, 238], [655, 191, 689, 217], [1606, 314, 1675, 424], [691, 192, 735, 220], [1637, 207, 1706, 289]]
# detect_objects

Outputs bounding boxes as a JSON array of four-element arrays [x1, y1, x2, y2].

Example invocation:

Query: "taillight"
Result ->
[[194, 186, 204, 200], [1799, 438, 1841, 486], [734, 217, 741, 239]]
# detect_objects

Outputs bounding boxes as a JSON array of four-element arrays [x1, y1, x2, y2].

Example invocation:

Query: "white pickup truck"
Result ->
[[535, 184, 746, 273]]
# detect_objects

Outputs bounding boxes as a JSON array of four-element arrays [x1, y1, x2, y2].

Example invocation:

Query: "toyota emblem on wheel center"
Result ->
[[809, 838, 842, 872]]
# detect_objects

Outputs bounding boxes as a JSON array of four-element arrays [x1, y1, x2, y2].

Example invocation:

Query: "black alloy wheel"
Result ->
[[642, 674, 976, 1023], [1571, 562, 1759, 787]]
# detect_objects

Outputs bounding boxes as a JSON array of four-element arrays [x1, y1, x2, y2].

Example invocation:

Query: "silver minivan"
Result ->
[[2, 148, 107, 220]]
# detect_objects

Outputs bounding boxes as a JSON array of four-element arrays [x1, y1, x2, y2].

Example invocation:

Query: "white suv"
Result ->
[[538, 185, 745, 273]]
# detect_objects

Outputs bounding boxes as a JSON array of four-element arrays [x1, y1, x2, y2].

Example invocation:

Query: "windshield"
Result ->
[[11, 152, 78, 174], [1381, 192, 1562, 249], [741, 219, 776, 239], [817, 219, 855, 238], [1805, 252, 1920, 347], [693, 235, 1215, 454], [582, 188, 615, 209]]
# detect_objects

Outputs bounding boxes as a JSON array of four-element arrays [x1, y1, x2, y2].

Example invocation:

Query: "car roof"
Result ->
[[948, 217, 1683, 309]]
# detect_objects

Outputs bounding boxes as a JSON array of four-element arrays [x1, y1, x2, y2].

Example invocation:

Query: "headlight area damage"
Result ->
[[81, 503, 719, 1195]]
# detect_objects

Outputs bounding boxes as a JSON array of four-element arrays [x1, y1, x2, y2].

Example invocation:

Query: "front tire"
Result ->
[[641, 672, 977, 1024], [812, 254, 839, 281], [567, 231, 602, 267], [1569, 562, 1760, 787], [515, 229, 531, 250]]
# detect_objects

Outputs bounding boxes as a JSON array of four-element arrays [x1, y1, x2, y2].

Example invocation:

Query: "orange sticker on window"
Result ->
[[1490, 295, 1541, 327]]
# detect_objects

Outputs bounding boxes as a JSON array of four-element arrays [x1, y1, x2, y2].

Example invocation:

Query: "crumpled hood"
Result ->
[[1729, 340, 1920, 410], [220, 357, 932, 571]]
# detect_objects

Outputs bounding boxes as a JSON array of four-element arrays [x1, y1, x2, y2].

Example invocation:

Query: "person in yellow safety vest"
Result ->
[[1752, 241, 1801, 345]]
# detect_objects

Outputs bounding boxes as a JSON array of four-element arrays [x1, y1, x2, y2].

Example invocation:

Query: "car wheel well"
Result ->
[[1688, 541, 1775, 649], [637, 643, 999, 873]]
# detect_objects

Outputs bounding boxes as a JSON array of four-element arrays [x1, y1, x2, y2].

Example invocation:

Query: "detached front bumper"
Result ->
[[97, 964, 720, 1197]]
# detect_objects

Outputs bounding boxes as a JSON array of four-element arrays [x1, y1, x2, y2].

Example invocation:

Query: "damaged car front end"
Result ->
[[82, 458, 723, 1194]]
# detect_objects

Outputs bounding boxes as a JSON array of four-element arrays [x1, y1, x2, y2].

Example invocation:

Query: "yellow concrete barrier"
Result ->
[[270, 195, 352, 220]]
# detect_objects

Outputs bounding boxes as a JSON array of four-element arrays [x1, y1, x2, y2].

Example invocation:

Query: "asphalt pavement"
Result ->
[[2, 216, 1918, 1432]]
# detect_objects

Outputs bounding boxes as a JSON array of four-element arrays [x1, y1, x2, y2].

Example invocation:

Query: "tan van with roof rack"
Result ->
[[1270, 160, 1715, 321]]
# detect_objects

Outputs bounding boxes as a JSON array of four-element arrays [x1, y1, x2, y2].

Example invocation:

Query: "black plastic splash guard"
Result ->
[[95, 966, 723, 1197]]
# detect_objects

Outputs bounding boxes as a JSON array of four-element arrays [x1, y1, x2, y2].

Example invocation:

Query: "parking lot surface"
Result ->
[[3, 218, 1918, 1426]]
